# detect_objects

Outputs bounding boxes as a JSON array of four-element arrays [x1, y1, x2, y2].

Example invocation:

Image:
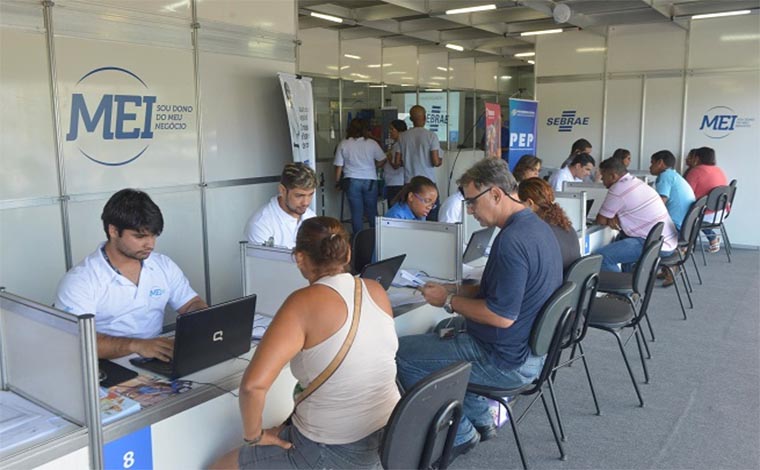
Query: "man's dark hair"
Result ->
[[102, 189, 163, 239], [390, 119, 407, 132], [570, 152, 595, 168], [571, 138, 592, 154], [694, 146, 716, 166], [612, 148, 631, 162], [651, 150, 676, 168], [599, 156, 627, 176]]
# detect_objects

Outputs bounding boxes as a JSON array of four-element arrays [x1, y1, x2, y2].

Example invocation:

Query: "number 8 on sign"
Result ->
[[104, 427, 152, 469]]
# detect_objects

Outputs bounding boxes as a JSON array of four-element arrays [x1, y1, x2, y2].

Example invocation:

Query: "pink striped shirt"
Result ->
[[599, 174, 678, 251]]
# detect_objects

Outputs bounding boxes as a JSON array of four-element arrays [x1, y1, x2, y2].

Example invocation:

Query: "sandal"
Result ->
[[708, 237, 721, 253]]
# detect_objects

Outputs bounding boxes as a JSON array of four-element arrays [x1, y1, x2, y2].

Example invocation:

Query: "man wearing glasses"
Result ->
[[244, 163, 317, 249], [395, 158, 563, 462]]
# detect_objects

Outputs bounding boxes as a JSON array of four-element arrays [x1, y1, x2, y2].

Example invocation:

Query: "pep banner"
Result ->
[[278, 73, 315, 172], [508, 98, 538, 171]]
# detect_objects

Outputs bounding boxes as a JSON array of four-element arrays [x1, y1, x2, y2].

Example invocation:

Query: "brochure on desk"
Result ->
[[100, 387, 141, 425], [0, 391, 76, 457]]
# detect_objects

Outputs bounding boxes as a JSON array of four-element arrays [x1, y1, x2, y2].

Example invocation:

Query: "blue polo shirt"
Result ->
[[467, 209, 563, 370], [656, 168, 696, 230], [385, 202, 424, 221]]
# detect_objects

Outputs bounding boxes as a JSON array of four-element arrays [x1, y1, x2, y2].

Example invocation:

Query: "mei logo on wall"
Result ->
[[546, 110, 590, 133], [699, 105, 755, 139], [65, 66, 193, 166]]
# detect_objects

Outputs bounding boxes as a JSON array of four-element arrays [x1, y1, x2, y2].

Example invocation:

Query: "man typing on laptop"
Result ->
[[55, 189, 207, 361]]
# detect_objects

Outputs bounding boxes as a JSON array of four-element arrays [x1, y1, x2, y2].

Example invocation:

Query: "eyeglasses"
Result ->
[[412, 192, 438, 209], [463, 187, 493, 207]]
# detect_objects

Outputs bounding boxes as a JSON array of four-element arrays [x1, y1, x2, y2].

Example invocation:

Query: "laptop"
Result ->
[[463, 227, 495, 264], [130, 295, 257, 379], [360, 254, 406, 290], [586, 199, 597, 225]]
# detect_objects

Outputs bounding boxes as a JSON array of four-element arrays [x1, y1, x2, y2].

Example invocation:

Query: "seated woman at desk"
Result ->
[[512, 154, 542, 182], [385, 175, 439, 221], [211, 217, 399, 470], [518, 177, 580, 271]]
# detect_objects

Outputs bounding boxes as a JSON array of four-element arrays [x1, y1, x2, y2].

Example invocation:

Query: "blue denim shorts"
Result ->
[[238, 424, 384, 469]]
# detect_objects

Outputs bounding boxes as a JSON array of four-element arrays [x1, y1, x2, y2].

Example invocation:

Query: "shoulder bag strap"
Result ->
[[294, 276, 363, 408]]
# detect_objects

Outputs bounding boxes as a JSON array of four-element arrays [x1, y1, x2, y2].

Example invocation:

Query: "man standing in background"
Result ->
[[396, 105, 442, 220]]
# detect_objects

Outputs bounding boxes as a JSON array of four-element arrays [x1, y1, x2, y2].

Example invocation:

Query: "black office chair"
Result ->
[[587, 240, 663, 407], [550, 254, 603, 442], [660, 196, 707, 320], [352, 228, 375, 274], [468, 282, 577, 470], [380, 361, 472, 470], [595, 221, 663, 342], [698, 185, 731, 265]]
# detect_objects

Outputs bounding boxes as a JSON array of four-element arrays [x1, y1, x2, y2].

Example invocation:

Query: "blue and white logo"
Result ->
[[699, 105, 754, 139], [546, 110, 590, 133], [427, 105, 448, 132], [66, 66, 194, 166], [149, 287, 165, 298]]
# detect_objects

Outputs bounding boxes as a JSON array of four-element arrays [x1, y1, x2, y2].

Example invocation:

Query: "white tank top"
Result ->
[[290, 273, 400, 444]]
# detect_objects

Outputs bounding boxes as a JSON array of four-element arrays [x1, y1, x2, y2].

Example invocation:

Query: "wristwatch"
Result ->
[[443, 293, 455, 314]]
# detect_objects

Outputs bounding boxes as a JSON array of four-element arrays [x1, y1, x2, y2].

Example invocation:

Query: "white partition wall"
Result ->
[[534, 15, 760, 247]]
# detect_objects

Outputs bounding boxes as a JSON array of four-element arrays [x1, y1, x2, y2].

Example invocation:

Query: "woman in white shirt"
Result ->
[[211, 217, 399, 469], [334, 119, 387, 237]]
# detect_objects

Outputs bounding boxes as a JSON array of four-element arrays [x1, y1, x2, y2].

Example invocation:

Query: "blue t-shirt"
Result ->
[[656, 168, 696, 230], [467, 209, 563, 370], [385, 202, 424, 221]]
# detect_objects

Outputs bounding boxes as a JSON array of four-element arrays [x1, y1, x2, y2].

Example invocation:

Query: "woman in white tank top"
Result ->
[[212, 217, 399, 470]]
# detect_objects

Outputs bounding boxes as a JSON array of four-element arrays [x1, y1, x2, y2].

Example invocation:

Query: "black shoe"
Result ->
[[445, 431, 481, 466], [475, 423, 498, 442]]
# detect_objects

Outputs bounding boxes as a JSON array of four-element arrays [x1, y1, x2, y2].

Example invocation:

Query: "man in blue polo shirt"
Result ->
[[395, 158, 562, 463], [56, 189, 207, 361], [649, 150, 696, 231]]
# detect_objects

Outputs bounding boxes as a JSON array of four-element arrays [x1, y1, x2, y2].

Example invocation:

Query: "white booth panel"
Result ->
[[206, 182, 279, 304], [56, 37, 199, 194], [642, 77, 683, 167], [67, 189, 207, 305], [197, 0, 296, 35], [341, 37, 382, 83], [607, 23, 686, 73], [200, 52, 294, 182], [419, 51, 448, 89], [604, 78, 642, 163], [0, 29, 59, 201], [383, 46, 418, 86], [685, 72, 760, 247], [298, 28, 339, 77], [449, 57, 475, 90], [536, 81, 603, 167], [475, 61, 498, 92], [536, 31, 605, 77], [0, 205, 67, 305], [689, 15, 760, 70], [59, 0, 192, 20]]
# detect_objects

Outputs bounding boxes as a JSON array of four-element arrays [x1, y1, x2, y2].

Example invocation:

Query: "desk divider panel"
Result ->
[[241, 243, 308, 317], [556, 191, 588, 255], [563, 182, 608, 219], [376, 218, 463, 282]]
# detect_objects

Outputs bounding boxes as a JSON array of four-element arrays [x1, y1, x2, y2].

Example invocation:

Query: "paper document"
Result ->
[[0, 391, 75, 456]]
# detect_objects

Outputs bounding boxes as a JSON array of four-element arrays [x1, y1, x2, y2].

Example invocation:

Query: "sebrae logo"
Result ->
[[546, 110, 590, 133], [427, 105, 448, 133], [66, 66, 193, 166], [699, 105, 754, 139]]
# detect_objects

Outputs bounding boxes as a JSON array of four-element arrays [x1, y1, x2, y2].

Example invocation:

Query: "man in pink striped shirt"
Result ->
[[595, 158, 678, 272]]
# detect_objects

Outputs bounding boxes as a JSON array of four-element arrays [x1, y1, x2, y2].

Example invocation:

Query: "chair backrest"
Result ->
[[643, 221, 664, 250], [630, 239, 663, 327], [680, 196, 708, 255], [529, 282, 576, 393], [352, 228, 376, 274], [381, 361, 472, 470], [562, 254, 602, 347], [725, 179, 737, 219], [704, 185, 730, 225]]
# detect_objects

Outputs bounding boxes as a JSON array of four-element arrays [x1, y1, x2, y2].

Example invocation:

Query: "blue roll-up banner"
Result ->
[[507, 98, 538, 172]]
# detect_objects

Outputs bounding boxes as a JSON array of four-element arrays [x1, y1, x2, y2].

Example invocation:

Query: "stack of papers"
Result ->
[[99, 387, 141, 424], [0, 391, 74, 456]]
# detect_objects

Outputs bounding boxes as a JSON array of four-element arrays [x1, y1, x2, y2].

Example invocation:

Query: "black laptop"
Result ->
[[360, 254, 406, 290], [130, 295, 256, 379], [463, 227, 495, 264]]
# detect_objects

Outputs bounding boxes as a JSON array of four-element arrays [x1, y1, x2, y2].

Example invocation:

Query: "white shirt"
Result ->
[[438, 191, 465, 223], [55, 243, 198, 339], [334, 137, 385, 180], [549, 166, 581, 193], [398, 127, 441, 183], [383, 141, 404, 187], [244, 195, 316, 249]]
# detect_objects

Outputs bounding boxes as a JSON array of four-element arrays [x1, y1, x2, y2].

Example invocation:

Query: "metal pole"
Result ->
[[42, 0, 73, 271], [600, 26, 610, 159], [79, 314, 104, 470], [191, 0, 213, 304], [638, 75, 647, 170], [678, 25, 692, 173], [240, 241, 248, 297]]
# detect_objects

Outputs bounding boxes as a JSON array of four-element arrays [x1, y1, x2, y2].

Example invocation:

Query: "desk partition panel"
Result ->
[[0, 290, 102, 468], [376, 218, 463, 281], [241, 243, 308, 317], [562, 182, 608, 219], [556, 191, 587, 255]]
